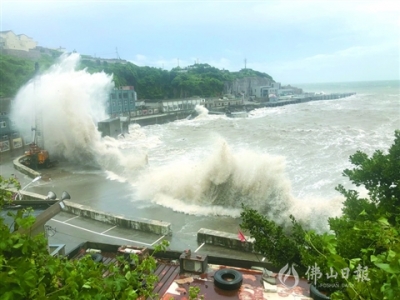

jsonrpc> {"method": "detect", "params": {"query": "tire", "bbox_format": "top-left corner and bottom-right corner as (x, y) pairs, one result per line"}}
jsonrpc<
(90, 253), (103, 263)
(214, 268), (243, 291)
(310, 284), (330, 300)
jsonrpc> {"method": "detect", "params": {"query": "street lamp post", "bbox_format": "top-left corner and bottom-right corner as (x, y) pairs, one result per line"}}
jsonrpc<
(16, 190), (71, 236)
(15, 175), (42, 200)
(43, 191), (71, 253)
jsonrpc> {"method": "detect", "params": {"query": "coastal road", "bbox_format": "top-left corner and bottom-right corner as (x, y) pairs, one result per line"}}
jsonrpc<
(1, 151), (259, 262)
(47, 211), (258, 261)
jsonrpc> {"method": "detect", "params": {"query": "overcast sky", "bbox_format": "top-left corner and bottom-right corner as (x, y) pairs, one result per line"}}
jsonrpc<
(1, 0), (399, 84)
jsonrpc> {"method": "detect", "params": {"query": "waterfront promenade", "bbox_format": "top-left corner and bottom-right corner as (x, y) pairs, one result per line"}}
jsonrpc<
(130, 92), (356, 126)
(1, 152), (259, 261)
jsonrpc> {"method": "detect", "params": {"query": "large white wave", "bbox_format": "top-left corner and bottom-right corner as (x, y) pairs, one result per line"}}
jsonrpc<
(134, 137), (343, 231)
(10, 53), (147, 173)
(9, 54), (345, 232)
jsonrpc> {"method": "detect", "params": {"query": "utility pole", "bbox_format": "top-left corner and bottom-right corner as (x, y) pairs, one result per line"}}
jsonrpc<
(33, 62), (44, 149)
(116, 47), (121, 60)
(244, 58), (247, 69)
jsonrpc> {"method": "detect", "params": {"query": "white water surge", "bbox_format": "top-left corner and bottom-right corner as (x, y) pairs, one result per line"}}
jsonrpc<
(10, 54), (148, 173)
(132, 136), (343, 230)
(10, 55), (399, 233)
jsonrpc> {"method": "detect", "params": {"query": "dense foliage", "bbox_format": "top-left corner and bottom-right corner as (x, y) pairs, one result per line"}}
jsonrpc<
(0, 52), (62, 98)
(0, 176), (169, 299)
(240, 130), (400, 299)
(0, 52), (273, 100)
(79, 60), (273, 100)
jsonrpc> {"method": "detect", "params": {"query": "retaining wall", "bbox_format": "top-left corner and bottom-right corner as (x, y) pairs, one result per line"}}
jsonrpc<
(197, 228), (255, 252)
(63, 200), (172, 236)
(13, 155), (41, 179)
(3, 188), (58, 206)
(131, 111), (191, 126)
(11, 157), (171, 235)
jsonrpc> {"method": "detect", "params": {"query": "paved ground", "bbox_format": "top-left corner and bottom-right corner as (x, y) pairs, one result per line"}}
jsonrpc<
(1, 151), (262, 262)
(47, 211), (261, 261)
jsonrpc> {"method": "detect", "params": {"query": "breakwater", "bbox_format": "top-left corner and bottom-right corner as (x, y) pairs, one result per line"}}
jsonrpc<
(130, 92), (356, 126)
(131, 111), (191, 127)
(265, 92), (356, 107)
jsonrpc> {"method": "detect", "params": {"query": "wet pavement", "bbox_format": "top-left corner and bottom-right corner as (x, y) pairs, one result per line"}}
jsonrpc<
(1, 151), (258, 261)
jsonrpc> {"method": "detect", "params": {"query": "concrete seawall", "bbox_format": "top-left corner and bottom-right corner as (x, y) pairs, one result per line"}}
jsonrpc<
(197, 228), (255, 252)
(129, 92), (356, 126)
(8, 156), (172, 236)
(3, 186), (172, 236)
(13, 155), (41, 179)
(62, 200), (171, 236)
(131, 110), (191, 126)
(12, 154), (257, 249)
(264, 92), (356, 108)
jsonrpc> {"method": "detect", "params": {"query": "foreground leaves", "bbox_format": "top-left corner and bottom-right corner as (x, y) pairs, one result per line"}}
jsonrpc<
(0, 176), (169, 299)
(241, 130), (400, 299)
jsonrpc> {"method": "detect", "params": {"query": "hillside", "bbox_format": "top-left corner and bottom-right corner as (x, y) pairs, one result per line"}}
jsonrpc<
(0, 52), (274, 100)
(0, 52), (61, 98)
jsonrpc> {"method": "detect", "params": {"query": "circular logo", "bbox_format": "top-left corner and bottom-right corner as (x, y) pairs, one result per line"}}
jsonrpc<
(278, 263), (299, 289)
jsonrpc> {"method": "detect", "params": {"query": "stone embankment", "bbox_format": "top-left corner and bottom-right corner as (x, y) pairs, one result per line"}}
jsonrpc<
(11, 156), (172, 236)
(130, 110), (191, 126)
(11, 154), (256, 250)
(259, 92), (356, 108)
(13, 155), (41, 179)
(130, 92), (356, 126)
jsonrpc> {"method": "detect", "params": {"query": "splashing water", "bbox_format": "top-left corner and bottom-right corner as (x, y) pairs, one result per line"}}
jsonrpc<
(135, 137), (343, 230)
(193, 104), (209, 119)
(9, 54), (353, 232)
(10, 53), (147, 172)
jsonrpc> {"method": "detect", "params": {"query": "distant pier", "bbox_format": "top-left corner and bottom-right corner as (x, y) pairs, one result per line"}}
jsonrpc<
(130, 92), (356, 126)
(98, 92), (356, 135)
(265, 92), (356, 107)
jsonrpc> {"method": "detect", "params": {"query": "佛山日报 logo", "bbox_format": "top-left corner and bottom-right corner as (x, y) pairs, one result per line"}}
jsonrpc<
(278, 264), (299, 289)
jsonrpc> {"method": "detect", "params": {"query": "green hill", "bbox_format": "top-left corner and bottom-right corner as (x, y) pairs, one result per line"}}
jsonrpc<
(0, 51), (62, 98)
(0, 52), (274, 100)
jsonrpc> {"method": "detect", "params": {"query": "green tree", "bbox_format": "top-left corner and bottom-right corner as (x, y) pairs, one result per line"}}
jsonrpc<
(0, 52), (62, 98)
(240, 130), (400, 299)
(1, 52), (274, 100)
(0, 175), (169, 299)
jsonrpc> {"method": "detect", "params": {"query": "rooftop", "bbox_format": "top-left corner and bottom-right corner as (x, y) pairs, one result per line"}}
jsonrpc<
(68, 241), (312, 300)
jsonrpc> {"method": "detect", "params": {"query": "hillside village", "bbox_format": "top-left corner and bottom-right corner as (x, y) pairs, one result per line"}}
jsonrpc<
(0, 30), (303, 101)
(0, 30), (393, 300)
(0, 30), (309, 152)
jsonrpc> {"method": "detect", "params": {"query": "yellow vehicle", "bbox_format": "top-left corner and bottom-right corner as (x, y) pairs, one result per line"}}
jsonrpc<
(21, 143), (52, 169)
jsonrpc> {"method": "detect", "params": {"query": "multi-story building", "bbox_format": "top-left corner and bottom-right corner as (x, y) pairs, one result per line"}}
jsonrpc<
(0, 98), (23, 153)
(159, 98), (205, 113)
(107, 86), (137, 117)
(0, 30), (37, 51)
(224, 77), (274, 98)
(254, 82), (281, 99)
(277, 85), (303, 96)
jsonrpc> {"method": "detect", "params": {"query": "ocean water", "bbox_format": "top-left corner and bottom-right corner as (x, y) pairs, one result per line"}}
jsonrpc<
(10, 54), (400, 233)
(118, 80), (399, 231)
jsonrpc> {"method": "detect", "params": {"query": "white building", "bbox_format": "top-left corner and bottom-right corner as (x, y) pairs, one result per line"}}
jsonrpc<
(254, 82), (281, 98)
(0, 30), (37, 51)
(160, 98), (205, 113)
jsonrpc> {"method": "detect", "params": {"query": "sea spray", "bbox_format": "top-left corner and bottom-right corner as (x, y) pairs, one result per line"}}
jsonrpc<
(135, 137), (342, 231)
(193, 104), (209, 119)
(10, 53), (147, 173)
